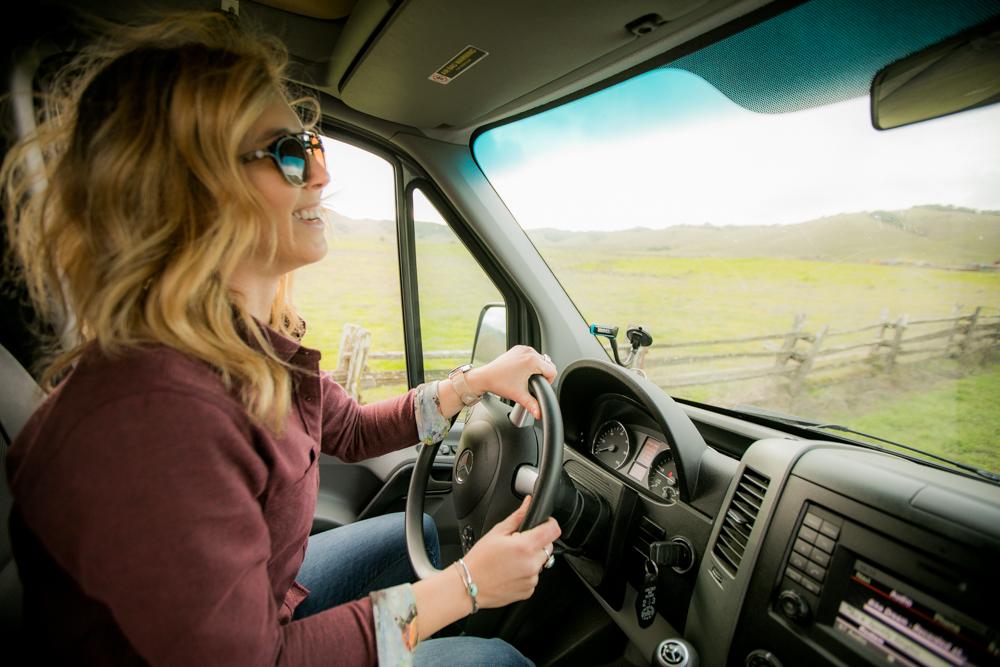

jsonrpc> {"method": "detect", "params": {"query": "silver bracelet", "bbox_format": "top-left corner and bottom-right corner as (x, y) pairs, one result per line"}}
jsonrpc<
(455, 558), (479, 614)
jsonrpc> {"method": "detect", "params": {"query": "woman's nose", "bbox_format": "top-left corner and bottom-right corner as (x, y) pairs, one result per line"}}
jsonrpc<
(307, 146), (330, 190)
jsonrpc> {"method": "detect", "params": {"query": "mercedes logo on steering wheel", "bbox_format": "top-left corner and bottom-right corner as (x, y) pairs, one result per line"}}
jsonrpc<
(455, 449), (474, 484)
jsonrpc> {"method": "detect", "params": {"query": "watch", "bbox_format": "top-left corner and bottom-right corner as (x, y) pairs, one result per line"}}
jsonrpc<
(448, 363), (482, 407)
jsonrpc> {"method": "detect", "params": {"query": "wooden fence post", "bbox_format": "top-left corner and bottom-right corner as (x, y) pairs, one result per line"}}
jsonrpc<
(335, 323), (372, 401)
(791, 325), (826, 395)
(993, 306), (1000, 352)
(775, 313), (806, 368)
(885, 315), (908, 370)
(959, 306), (981, 357)
(945, 303), (963, 354)
(868, 308), (891, 368)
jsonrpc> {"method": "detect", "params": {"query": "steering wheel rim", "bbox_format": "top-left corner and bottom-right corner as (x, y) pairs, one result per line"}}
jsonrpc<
(406, 374), (563, 580)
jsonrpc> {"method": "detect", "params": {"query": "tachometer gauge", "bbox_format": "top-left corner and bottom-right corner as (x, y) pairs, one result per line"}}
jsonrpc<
(591, 420), (630, 470)
(648, 449), (679, 503)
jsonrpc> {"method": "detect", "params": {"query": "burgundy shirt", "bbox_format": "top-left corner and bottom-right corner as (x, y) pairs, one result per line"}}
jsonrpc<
(6, 331), (418, 665)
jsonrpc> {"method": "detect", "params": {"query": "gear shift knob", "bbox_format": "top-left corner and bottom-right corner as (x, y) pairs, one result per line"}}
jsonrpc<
(652, 638), (698, 667)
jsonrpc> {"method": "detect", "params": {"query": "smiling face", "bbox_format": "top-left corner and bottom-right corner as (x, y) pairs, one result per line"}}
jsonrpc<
(237, 94), (330, 277)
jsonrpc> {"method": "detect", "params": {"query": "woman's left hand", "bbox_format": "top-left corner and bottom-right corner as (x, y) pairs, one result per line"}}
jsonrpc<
(466, 345), (557, 420)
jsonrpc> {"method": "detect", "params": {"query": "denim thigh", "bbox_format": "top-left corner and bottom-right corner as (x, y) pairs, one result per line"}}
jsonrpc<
(293, 512), (440, 619)
(414, 637), (534, 666)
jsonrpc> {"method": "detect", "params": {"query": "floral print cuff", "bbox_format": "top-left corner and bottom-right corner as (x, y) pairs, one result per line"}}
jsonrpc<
(371, 584), (419, 666)
(414, 381), (451, 445)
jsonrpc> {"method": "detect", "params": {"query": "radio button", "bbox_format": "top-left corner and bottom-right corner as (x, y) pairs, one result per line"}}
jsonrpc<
(777, 589), (811, 622)
(805, 562), (826, 582)
(798, 526), (819, 544)
(800, 577), (822, 595)
(819, 521), (840, 539)
(793, 539), (812, 558)
(814, 534), (836, 554)
(789, 552), (808, 571)
(809, 550), (830, 567)
(803, 513), (823, 530)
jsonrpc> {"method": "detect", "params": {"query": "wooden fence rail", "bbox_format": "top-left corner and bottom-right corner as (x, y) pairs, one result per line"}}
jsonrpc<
(640, 306), (997, 393)
(331, 306), (999, 400)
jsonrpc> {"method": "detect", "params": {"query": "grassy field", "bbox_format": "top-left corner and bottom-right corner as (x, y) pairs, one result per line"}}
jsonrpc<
(294, 206), (1000, 471)
(295, 218), (502, 402)
(819, 360), (1000, 475)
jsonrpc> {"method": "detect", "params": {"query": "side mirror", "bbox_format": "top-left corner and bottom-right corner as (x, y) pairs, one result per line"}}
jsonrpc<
(871, 17), (1000, 130)
(471, 303), (506, 367)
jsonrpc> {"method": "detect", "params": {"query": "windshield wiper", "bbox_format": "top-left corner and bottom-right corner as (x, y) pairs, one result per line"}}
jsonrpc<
(728, 405), (1000, 485)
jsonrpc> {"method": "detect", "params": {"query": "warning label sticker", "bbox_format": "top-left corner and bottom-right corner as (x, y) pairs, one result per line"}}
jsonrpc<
(428, 45), (489, 85)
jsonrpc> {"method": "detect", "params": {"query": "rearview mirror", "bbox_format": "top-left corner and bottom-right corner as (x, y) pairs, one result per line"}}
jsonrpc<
(871, 18), (1000, 130)
(471, 303), (506, 367)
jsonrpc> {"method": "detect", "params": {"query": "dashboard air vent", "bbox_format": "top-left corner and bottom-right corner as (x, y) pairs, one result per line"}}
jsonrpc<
(713, 467), (770, 576)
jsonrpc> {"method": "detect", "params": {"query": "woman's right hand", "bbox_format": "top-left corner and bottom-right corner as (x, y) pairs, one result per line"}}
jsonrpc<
(461, 495), (561, 609)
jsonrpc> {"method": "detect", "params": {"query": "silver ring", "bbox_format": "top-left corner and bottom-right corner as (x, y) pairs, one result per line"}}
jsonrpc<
(542, 353), (552, 364)
(540, 546), (555, 571)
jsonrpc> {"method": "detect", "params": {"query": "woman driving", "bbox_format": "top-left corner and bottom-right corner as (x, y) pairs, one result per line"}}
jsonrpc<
(2, 11), (559, 666)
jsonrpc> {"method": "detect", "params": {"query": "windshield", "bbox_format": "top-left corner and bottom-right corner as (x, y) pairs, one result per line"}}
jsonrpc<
(474, 0), (1000, 475)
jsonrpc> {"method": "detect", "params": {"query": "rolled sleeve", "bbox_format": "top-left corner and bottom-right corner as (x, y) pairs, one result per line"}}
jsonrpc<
(414, 381), (452, 445)
(370, 584), (419, 666)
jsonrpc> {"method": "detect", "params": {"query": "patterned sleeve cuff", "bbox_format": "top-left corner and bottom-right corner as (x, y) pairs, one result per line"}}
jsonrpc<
(371, 583), (419, 666)
(414, 381), (452, 445)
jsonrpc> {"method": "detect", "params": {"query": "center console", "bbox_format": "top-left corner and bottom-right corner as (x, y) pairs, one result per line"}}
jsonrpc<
(729, 471), (1000, 666)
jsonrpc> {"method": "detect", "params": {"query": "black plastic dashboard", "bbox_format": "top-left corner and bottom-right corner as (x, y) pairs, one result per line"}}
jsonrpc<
(553, 359), (1000, 667)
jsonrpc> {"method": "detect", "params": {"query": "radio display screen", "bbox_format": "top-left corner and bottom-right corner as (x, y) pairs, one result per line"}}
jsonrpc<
(832, 560), (998, 666)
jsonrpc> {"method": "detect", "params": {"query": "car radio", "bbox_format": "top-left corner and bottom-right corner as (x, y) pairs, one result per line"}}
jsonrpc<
(770, 503), (999, 666)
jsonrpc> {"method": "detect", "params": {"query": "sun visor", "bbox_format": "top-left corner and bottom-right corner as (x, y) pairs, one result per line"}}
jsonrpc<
(335, 0), (709, 129)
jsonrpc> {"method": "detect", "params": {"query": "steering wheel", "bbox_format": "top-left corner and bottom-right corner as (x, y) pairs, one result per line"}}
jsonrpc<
(406, 375), (563, 580)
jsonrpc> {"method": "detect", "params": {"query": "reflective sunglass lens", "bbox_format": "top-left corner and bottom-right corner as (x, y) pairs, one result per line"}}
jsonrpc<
(277, 138), (307, 186)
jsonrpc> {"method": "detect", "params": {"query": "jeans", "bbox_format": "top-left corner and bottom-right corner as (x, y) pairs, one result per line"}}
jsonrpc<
(293, 512), (533, 666)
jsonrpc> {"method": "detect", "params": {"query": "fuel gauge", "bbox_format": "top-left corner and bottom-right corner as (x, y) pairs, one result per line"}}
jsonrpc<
(648, 449), (679, 503)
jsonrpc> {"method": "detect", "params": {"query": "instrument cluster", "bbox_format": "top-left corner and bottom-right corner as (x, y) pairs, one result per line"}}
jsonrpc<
(590, 419), (680, 503)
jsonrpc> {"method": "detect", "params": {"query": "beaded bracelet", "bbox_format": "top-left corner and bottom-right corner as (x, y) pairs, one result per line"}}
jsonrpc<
(455, 558), (479, 614)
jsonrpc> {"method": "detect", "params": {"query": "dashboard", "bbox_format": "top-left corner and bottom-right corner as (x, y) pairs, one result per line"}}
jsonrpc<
(553, 358), (1000, 667)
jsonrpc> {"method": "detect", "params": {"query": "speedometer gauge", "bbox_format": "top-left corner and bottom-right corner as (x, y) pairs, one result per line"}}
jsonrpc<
(591, 420), (630, 470)
(648, 449), (679, 503)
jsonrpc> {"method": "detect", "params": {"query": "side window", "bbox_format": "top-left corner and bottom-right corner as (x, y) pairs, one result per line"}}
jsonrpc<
(295, 136), (407, 404)
(412, 187), (506, 395)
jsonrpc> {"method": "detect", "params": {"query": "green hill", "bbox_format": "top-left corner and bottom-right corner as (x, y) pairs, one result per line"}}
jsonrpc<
(526, 206), (1000, 266)
(327, 206), (1000, 267)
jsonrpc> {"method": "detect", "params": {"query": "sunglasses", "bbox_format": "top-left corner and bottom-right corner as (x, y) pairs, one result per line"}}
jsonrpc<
(239, 131), (326, 187)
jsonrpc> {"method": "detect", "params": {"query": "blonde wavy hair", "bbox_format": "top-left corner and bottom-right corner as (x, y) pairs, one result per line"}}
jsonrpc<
(2, 11), (317, 431)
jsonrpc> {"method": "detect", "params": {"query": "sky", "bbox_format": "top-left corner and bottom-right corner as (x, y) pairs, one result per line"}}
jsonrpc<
(472, 69), (1000, 232)
(318, 138), (442, 223)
